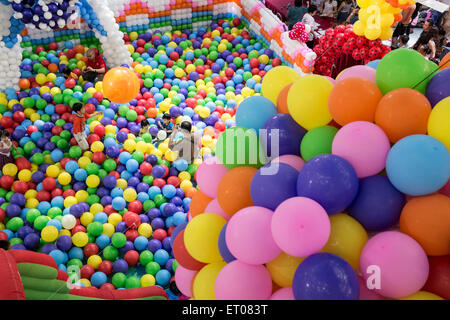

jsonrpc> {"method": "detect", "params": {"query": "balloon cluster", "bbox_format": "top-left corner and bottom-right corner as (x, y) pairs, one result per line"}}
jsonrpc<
(312, 25), (391, 77)
(9, 0), (78, 31)
(288, 22), (310, 43)
(385, 0), (416, 9)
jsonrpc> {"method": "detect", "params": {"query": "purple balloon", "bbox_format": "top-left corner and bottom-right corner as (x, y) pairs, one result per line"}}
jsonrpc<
(218, 223), (236, 263)
(297, 154), (359, 215)
(425, 68), (450, 107)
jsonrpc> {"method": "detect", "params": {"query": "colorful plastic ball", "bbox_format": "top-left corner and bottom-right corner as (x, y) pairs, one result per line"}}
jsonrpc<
(111, 232), (127, 248)
(103, 67), (140, 104)
(386, 135), (450, 196)
(90, 272), (107, 288)
(72, 232), (89, 247)
(61, 214), (77, 229)
(112, 272), (127, 289)
(125, 276), (141, 289)
(41, 225), (59, 242)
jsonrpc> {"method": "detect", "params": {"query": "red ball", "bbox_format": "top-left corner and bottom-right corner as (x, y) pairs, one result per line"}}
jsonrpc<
(225, 68), (234, 78)
(104, 205), (116, 215)
(42, 177), (56, 191)
(48, 42), (58, 51)
(63, 189), (76, 198)
(0, 177), (13, 191)
(128, 200), (143, 214)
(214, 121), (226, 132)
(13, 181), (28, 194)
(51, 188), (63, 198)
(15, 157), (31, 170)
(170, 51), (179, 61)
(153, 178), (166, 188)
(83, 243), (99, 257)
(72, 225), (86, 235)
(64, 78), (76, 89)
(0, 210), (5, 223)
(65, 49), (76, 59)
(35, 46), (45, 54)
(124, 250), (139, 266)
(60, 158), (71, 169)
(137, 39), (146, 48)
(93, 151), (106, 164)
(167, 176), (180, 188)
(51, 126), (63, 136)
(36, 190), (51, 202)
(41, 60), (50, 68)
(168, 226), (176, 236)
(100, 283), (115, 290)
(152, 229), (167, 241)
(98, 261), (113, 276)
(94, 125), (105, 137)
(87, 134), (100, 145)
(80, 265), (95, 279)
(84, 103), (95, 114)
(72, 68), (82, 77)
(26, 125), (38, 135)
(13, 111), (25, 123)
(124, 212), (141, 229)
(125, 229), (139, 242)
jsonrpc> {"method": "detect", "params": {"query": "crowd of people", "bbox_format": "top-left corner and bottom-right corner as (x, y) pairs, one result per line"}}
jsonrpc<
(284, 0), (450, 63)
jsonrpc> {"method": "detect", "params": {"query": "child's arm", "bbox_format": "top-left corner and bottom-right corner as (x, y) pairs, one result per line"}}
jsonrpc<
(87, 111), (103, 118)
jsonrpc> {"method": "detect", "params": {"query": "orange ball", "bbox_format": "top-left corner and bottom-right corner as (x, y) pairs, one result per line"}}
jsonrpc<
(276, 83), (292, 114)
(74, 45), (85, 54)
(328, 77), (382, 126)
(375, 88), (431, 143)
(203, 126), (215, 137)
(185, 187), (198, 199)
(400, 194), (450, 256)
(439, 52), (450, 70)
(190, 190), (213, 218)
(19, 78), (30, 90)
(48, 63), (58, 73)
(217, 166), (257, 216)
(147, 108), (158, 118)
(103, 67), (140, 104)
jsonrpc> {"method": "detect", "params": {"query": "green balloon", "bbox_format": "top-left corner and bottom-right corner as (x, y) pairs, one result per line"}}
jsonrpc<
(87, 221), (103, 236)
(216, 126), (267, 170)
(112, 272), (127, 289)
(111, 233), (127, 248)
(139, 250), (154, 266)
(300, 126), (338, 161)
(6, 217), (24, 232)
(103, 245), (119, 261)
(125, 276), (141, 289)
(375, 48), (432, 95)
(145, 261), (160, 276)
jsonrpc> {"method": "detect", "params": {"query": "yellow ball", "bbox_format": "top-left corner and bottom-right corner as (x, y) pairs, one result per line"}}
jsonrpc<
(199, 107), (211, 119)
(158, 142), (169, 153)
(178, 171), (191, 181)
(428, 97), (450, 150)
(78, 156), (91, 169)
(83, 151), (93, 160)
(134, 64), (145, 74)
(79, 278), (91, 287)
(108, 213), (122, 226)
(59, 229), (71, 237)
(102, 223), (115, 237)
(165, 150), (177, 162)
(186, 64), (196, 74)
(141, 274), (156, 287)
(94, 81), (103, 92)
(91, 141), (104, 153)
(136, 141), (147, 153)
(89, 120), (101, 132)
(124, 139), (136, 153)
(75, 190), (89, 203)
(3, 163), (18, 176)
(266, 252), (304, 287)
(258, 54), (269, 65)
(44, 154), (54, 165)
(36, 73), (47, 85)
(86, 87), (97, 95)
(184, 213), (226, 263)
(64, 196), (78, 208)
(18, 169), (32, 182)
(241, 87), (253, 97)
(211, 30), (220, 38)
(72, 232), (89, 247)
(80, 212), (94, 226)
(58, 172), (72, 185)
(25, 190), (37, 199)
(151, 149), (163, 157)
(218, 43), (227, 52)
(41, 226), (59, 242)
(398, 291), (444, 300)
(138, 223), (153, 238)
(192, 261), (227, 300)
(87, 255), (102, 269)
(116, 178), (128, 189)
(174, 68), (185, 78)
(50, 87), (61, 96)
(30, 113), (40, 122)
(26, 198), (39, 209)
(127, 44), (135, 54)
(105, 125), (116, 135)
(123, 188), (137, 202)
(180, 180), (193, 191)
(90, 204), (104, 214)
(40, 86), (51, 95)
(86, 175), (100, 188)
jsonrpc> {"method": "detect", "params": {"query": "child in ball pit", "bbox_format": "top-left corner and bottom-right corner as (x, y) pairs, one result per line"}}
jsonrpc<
(139, 119), (150, 137)
(72, 103), (103, 151)
(62, 66), (79, 81)
(0, 130), (17, 167)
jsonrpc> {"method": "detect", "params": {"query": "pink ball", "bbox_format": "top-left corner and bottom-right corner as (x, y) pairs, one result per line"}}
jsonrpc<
(196, 156), (228, 198)
(271, 155), (305, 172)
(175, 265), (197, 298)
(271, 197), (330, 257)
(215, 260), (272, 300)
(226, 206), (281, 265)
(357, 276), (383, 300)
(204, 198), (230, 221)
(337, 65), (376, 83)
(360, 231), (429, 299)
(270, 287), (295, 300)
(332, 121), (390, 178)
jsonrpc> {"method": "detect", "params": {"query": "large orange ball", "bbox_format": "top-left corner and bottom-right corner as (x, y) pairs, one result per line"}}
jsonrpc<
(217, 166), (257, 216)
(19, 78), (30, 90)
(103, 67), (140, 104)
(400, 194), (450, 256)
(375, 88), (431, 143)
(48, 63), (58, 73)
(328, 77), (382, 126)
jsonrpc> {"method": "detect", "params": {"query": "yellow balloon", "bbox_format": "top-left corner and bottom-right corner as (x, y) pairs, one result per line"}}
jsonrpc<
(379, 27), (393, 41)
(352, 20), (365, 36)
(428, 97), (450, 150)
(3, 163), (18, 176)
(72, 232), (89, 247)
(320, 213), (368, 270)
(192, 261), (226, 300)
(287, 75), (333, 130)
(41, 226), (59, 242)
(87, 255), (102, 269)
(58, 172), (72, 185)
(180, 180), (193, 191)
(261, 66), (301, 105)
(184, 213), (226, 263)
(266, 252), (304, 287)
(123, 188), (137, 202)
(141, 274), (156, 287)
(86, 175), (100, 188)
(398, 291), (444, 300)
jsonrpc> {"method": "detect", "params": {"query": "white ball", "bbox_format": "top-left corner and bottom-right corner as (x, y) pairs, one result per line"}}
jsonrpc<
(62, 214), (77, 229)
(157, 130), (167, 141)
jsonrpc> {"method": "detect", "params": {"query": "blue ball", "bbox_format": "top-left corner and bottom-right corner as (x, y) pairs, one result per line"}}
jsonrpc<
(110, 187), (124, 198)
(91, 272), (107, 288)
(74, 168), (87, 182)
(69, 247), (84, 260)
(235, 96), (277, 131)
(386, 135), (450, 196)
(172, 211), (187, 226)
(154, 249), (169, 266)
(134, 236), (149, 251)
(162, 185), (176, 199)
(95, 234), (110, 249)
(94, 212), (108, 224)
(65, 160), (79, 174)
(47, 219), (62, 231)
(155, 269), (171, 286)
(49, 249), (65, 266)
(112, 197), (126, 211)
(126, 159), (139, 173)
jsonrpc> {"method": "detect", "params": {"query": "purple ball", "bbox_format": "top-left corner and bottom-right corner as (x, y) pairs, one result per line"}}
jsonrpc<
(164, 258), (175, 271)
(106, 145), (119, 158)
(102, 175), (117, 189)
(170, 196), (183, 207)
(148, 208), (161, 219)
(127, 177), (140, 187)
(32, 171), (45, 183)
(39, 163), (50, 173)
(24, 233), (41, 250)
(152, 165), (165, 179)
(17, 226), (34, 240)
(6, 204), (21, 218)
(116, 165), (125, 174)
(113, 259), (129, 274)
(163, 203), (176, 217)
(116, 221), (127, 233)
(101, 196), (112, 206)
(44, 141), (56, 151)
(149, 126), (159, 136)
(136, 182), (149, 193)
(13, 128), (26, 141)
(147, 239), (162, 253)
(139, 214), (149, 224)
(56, 235), (72, 251)
(168, 167), (179, 177)
(151, 217), (165, 230)
(116, 118), (128, 129)
(175, 188), (185, 198)
(109, 103), (119, 112)
(97, 187), (109, 198)
(146, 155), (158, 165)
(63, 123), (73, 131)
(119, 240), (134, 255)
(10, 193), (26, 207)
(73, 182), (87, 192)
(11, 244), (27, 250)
(162, 237), (172, 251)
(116, 131), (128, 142)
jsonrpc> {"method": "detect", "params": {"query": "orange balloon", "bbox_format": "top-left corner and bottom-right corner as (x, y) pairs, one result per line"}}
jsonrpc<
(375, 88), (431, 143)
(439, 52), (450, 70)
(217, 166), (257, 216)
(102, 67), (140, 104)
(19, 78), (30, 90)
(185, 187), (198, 199)
(190, 190), (213, 218)
(48, 63), (58, 73)
(328, 77), (382, 126)
(276, 83), (292, 114)
(400, 194), (450, 256)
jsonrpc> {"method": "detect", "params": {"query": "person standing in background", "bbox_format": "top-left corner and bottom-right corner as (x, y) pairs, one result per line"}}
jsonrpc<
(302, 5), (320, 48)
(286, 0), (308, 29)
(337, 0), (354, 24)
(391, 3), (416, 47)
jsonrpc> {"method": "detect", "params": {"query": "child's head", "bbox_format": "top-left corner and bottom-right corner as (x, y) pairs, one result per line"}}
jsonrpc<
(72, 102), (84, 114)
(1, 130), (10, 141)
(86, 48), (99, 61)
(162, 113), (171, 124)
(141, 119), (149, 129)
(400, 34), (409, 45)
(308, 4), (317, 14)
(180, 121), (192, 132)
(63, 67), (71, 78)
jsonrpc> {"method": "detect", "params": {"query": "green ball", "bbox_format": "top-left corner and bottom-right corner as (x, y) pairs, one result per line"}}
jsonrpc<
(33, 216), (49, 230)
(144, 78), (153, 88)
(142, 133), (152, 142)
(103, 159), (117, 172)
(9, 237), (24, 246)
(125, 276), (141, 289)
(111, 233), (127, 248)
(86, 163), (99, 175)
(126, 110), (138, 121)
(60, 130), (72, 141)
(69, 146), (82, 158)
(98, 169), (108, 179)
(112, 272), (127, 289)
(67, 258), (83, 269)
(139, 250), (154, 266)
(6, 217), (24, 232)
(6, 191), (13, 202)
(56, 139), (69, 150)
(26, 208), (41, 223)
(86, 187), (97, 195)
(300, 125), (338, 162)
(87, 221), (103, 236)
(143, 199), (156, 211)
(142, 175), (154, 185)
(0, 188), (7, 198)
(87, 194), (100, 205)
(47, 207), (62, 219)
(23, 141), (37, 154)
(23, 97), (35, 108)
(32, 153), (45, 165)
(233, 57), (243, 67)
(132, 151), (145, 163)
(36, 99), (47, 110)
(154, 194), (167, 207)
(1, 202), (8, 211)
(103, 245), (119, 261)
(118, 105), (129, 116)
(145, 261), (160, 276)
(53, 93), (63, 104)
(55, 119), (66, 127)
(186, 164), (198, 177)
(216, 126), (267, 170)
(172, 260), (179, 272)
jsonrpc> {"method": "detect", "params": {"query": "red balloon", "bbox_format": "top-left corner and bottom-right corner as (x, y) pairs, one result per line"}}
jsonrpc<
(124, 250), (139, 266)
(172, 230), (206, 271)
(83, 243), (99, 257)
(98, 261), (113, 276)
(80, 265), (95, 279)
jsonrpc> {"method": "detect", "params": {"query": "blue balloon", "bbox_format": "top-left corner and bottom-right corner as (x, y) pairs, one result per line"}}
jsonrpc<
(348, 175), (406, 231)
(235, 96), (277, 131)
(366, 59), (380, 69)
(297, 154), (359, 215)
(218, 223), (236, 263)
(293, 253), (359, 300)
(386, 135), (450, 196)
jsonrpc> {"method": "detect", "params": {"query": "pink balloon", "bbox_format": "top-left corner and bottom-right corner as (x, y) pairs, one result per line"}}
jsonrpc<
(438, 178), (450, 197)
(270, 287), (295, 300)
(324, 76), (337, 85)
(271, 197), (330, 257)
(215, 260), (272, 300)
(357, 276), (383, 300)
(226, 206), (281, 264)
(360, 231), (429, 299)
(204, 198), (230, 221)
(337, 65), (376, 83)
(271, 155), (305, 172)
(175, 265), (197, 298)
(196, 156), (228, 198)
(332, 121), (390, 178)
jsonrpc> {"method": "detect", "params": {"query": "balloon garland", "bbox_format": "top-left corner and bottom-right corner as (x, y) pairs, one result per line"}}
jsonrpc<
(289, 22), (311, 43)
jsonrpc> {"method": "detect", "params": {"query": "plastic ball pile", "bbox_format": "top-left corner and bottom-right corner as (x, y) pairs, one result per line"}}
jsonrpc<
(173, 50), (450, 300)
(0, 18), (285, 295)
